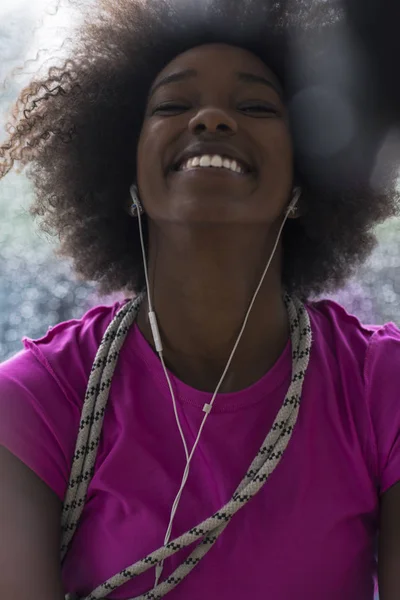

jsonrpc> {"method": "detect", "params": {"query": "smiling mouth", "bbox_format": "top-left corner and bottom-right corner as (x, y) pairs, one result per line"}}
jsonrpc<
(170, 154), (253, 177)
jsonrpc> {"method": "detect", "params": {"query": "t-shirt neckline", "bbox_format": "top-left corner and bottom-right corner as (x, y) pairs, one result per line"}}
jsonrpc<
(128, 319), (293, 413)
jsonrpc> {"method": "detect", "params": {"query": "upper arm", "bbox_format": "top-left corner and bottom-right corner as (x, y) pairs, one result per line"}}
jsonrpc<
(365, 324), (400, 597)
(378, 480), (400, 600)
(0, 445), (65, 599)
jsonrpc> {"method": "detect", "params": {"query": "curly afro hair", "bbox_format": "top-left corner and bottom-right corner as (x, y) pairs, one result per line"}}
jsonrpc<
(1, 0), (400, 302)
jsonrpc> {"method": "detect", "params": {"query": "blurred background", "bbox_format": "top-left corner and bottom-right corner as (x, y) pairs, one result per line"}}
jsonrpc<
(0, 0), (399, 368)
(0, 0), (127, 362)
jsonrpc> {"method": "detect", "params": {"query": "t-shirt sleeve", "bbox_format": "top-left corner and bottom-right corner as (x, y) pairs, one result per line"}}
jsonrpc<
(365, 321), (400, 495)
(0, 300), (128, 502)
(0, 346), (81, 501)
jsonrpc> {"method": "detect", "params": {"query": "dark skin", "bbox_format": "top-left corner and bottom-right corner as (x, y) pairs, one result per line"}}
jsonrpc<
(1, 42), (399, 600)
(379, 484), (400, 599)
(135, 43), (303, 393)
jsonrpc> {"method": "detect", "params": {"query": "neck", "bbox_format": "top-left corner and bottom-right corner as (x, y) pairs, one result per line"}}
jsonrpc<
(136, 223), (290, 393)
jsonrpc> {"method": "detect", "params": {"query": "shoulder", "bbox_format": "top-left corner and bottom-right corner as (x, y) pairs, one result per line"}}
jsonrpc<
(20, 297), (132, 372)
(18, 298), (132, 391)
(305, 296), (388, 339)
(305, 295), (400, 408)
(305, 296), (398, 366)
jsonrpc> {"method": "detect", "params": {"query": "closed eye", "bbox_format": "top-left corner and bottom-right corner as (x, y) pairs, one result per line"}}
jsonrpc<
(152, 103), (189, 115)
(239, 104), (280, 116)
(151, 103), (281, 117)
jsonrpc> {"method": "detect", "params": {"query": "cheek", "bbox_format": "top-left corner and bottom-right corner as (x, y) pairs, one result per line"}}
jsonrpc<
(136, 121), (176, 218)
(137, 124), (153, 173)
(136, 122), (165, 189)
(261, 126), (293, 181)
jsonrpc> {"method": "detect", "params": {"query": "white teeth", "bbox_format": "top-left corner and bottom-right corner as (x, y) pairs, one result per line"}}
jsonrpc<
(179, 154), (245, 173)
(211, 155), (223, 168)
(199, 156), (211, 167)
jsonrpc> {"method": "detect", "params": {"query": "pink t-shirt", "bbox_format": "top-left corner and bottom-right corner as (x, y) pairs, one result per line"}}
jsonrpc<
(0, 296), (399, 599)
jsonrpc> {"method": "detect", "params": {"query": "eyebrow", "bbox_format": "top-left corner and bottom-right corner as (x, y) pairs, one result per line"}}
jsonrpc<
(236, 72), (283, 99)
(149, 69), (283, 99)
(149, 69), (198, 96)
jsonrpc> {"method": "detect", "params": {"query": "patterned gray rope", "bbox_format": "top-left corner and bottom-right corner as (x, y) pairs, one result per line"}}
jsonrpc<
(63, 292), (312, 600)
(61, 290), (146, 560)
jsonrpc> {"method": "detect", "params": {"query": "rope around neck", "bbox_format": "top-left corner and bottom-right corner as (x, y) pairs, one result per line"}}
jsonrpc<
(62, 291), (312, 600)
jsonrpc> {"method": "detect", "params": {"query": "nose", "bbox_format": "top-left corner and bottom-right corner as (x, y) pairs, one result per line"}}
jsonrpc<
(189, 106), (238, 136)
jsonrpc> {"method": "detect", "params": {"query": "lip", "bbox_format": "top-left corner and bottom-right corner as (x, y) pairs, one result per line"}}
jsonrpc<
(170, 166), (249, 179)
(170, 142), (255, 174)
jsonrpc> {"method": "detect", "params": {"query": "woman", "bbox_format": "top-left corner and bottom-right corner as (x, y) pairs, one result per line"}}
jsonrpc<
(0, 0), (400, 598)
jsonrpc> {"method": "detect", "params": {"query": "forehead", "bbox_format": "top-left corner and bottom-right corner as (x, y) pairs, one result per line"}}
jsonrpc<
(153, 43), (281, 90)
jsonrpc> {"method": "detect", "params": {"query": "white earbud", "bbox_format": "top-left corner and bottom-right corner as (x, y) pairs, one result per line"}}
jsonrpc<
(287, 186), (302, 216)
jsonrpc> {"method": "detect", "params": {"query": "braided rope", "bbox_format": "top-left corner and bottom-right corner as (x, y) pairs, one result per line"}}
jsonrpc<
(63, 292), (312, 600)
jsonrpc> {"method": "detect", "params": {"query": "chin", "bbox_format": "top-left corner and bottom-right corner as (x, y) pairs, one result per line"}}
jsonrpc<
(163, 193), (248, 224)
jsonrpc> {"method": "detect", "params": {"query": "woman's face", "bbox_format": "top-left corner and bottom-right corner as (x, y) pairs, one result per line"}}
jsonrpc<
(137, 43), (294, 225)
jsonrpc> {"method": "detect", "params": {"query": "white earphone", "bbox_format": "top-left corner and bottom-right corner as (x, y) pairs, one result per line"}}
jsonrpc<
(287, 186), (301, 216)
(129, 183), (301, 587)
